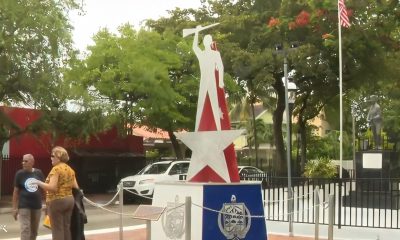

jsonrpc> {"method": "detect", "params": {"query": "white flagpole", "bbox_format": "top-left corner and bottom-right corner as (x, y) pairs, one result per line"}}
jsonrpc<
(338, 1), (343, 179)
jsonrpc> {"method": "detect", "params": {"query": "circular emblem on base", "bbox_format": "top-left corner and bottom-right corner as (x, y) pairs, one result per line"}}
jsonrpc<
(162, 195), (185, 239)
(218, 195), (251, 240)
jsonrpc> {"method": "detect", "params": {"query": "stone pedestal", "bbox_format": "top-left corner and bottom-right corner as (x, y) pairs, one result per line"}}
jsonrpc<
(151, 181), (267, 240)
(355, 150), (399, 191)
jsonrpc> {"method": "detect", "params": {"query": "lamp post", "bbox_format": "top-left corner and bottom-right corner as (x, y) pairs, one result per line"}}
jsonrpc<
(351, 105), (356, 178)
(276, 43), (298, 236)
(288, 81), (297, 175)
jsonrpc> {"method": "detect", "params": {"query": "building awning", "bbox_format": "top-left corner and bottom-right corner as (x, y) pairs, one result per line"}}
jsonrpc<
(131, 126), (170, 140)
(71, 149), (144, 159)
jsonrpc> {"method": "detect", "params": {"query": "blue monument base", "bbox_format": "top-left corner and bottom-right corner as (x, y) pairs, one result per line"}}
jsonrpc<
(151, 181), (267, 240)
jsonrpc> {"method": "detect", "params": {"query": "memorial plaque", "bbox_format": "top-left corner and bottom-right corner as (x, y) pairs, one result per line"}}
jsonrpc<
(362, 153), (382, 169)
(133, 205), (165, 221)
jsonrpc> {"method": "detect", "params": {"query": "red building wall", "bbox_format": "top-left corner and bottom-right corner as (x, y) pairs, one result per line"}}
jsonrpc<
(1, 106), (144, 194)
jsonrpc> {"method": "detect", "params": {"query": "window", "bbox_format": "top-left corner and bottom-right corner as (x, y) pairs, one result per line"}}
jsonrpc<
(169, 163), (190, 175)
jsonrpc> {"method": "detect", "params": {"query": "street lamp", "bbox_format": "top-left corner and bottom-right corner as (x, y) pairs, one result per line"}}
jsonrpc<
(276, 43), (298, 236)
(286, 80), (297, 173)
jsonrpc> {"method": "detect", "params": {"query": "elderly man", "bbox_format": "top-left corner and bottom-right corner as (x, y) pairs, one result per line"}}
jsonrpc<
(12, 154), (45, 240)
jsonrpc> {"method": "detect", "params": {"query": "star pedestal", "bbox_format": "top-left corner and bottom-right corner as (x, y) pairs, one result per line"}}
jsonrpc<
(151, 181), (267, 240)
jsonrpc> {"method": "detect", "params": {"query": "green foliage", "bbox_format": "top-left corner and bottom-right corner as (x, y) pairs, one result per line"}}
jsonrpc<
(145, 149), (160, 160)
(68, 26), (193, 131)
(0, 0), (81, 142)
(303, 157), (337, 178)
(308, 130), (352, 160)
(148, 0), (399, 173)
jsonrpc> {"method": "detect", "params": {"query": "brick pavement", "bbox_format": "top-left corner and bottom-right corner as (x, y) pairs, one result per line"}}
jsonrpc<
(85, 228), (317, 240)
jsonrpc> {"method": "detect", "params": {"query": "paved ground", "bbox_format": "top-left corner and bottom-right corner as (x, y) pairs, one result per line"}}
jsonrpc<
(83, 229), (316, 240)
(83, 228), (316, 240)
(0, 194), (317, 240)
(20, 228), (317, 240)
(3, 194), (399, 240)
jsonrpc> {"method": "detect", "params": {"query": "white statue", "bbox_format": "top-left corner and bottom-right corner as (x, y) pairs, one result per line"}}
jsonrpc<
(184, 24), (223, 131)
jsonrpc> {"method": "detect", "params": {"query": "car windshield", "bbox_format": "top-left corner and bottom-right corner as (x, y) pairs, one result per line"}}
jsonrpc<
(141, 162), (171, 174)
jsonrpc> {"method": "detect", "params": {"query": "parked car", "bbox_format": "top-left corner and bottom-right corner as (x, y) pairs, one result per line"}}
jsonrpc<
(238, 166), (265, 180)
(119, 160), (189, 202)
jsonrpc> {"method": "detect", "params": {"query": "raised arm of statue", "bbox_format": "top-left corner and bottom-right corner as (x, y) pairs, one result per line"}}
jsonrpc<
(216, 51), (224, 88)
(192, 26), (202, 57)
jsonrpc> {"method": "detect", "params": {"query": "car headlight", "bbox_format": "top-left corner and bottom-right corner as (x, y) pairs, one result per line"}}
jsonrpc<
(139, 179), (154, 185)
(122, 181), (135, 187)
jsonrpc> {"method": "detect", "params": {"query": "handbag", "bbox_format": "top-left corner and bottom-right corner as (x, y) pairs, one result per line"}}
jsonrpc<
(43, 214), (51, 229)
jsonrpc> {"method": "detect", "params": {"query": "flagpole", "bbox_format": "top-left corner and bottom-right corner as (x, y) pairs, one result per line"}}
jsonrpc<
(338, 0), (343, 179)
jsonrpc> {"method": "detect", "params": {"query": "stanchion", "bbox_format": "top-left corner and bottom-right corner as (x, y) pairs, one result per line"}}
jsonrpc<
(119, 182), (124, 240)
(185, 196), (191, 240)
(314, 187), (320, 240)
(146, 220), (151, 240)
(288, 188), (294, 237)
(328, 194), (335, 240)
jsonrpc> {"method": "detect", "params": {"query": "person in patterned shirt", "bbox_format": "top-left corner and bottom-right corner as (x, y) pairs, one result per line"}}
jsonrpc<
(35, 146), (79, 240)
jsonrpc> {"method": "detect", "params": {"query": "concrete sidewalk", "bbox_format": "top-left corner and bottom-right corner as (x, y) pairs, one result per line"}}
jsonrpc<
(2, 194), (399, 240)
(30, 225), (315, 240)
(23, 220), (399, 240)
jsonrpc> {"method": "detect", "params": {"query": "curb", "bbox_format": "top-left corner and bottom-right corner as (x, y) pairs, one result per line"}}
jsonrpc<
(0, 207), (12, 214)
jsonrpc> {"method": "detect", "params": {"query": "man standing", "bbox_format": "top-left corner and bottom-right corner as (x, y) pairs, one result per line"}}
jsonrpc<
(367, 95), (383, 149)
(12, 154), (45, 240)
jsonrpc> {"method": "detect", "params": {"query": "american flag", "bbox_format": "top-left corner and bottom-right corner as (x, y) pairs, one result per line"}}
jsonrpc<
(339, 0), (351, 28)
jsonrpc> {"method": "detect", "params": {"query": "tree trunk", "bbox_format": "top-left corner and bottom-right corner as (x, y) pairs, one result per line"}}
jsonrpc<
(250, 98), (259, 168)
(0, 140), (6, 199)
(168, 130), (183, 159)
(298, 117), (307, 174)
(273, 77), (287, 175)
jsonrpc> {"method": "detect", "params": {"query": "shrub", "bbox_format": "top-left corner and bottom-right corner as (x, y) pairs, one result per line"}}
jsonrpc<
(303, 157), (337, 178)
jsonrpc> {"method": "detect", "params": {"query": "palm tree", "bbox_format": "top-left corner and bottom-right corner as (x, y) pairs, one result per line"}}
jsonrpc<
(239, 118), (268, 168)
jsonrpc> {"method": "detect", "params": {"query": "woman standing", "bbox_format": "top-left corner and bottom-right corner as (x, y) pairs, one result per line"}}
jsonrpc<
(36, 146), (79, 240)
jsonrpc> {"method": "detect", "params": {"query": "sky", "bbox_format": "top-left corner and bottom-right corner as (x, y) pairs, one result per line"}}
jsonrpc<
(69, 0), (202, 52)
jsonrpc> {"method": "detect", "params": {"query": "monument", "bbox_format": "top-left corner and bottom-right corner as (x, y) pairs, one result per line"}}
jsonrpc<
(150, 24), (267, 239)
(366, 95), (382, 149)
(355, 95), (398, 191)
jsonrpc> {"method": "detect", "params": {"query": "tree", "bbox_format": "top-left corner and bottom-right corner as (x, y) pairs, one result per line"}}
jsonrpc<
(69, 26), (196, 159)
(0, 0), (82, 197)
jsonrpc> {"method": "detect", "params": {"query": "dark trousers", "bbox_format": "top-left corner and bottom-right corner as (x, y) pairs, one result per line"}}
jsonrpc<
(48, 196), (74, 240)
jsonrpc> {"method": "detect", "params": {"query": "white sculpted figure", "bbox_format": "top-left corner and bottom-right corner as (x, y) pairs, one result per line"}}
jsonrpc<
(192, 26), (224, 131)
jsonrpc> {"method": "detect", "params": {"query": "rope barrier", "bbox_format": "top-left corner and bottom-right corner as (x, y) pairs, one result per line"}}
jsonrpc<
(265, 201), (330, 219)
(124, 188), (153, 200)
(192, 200), (330, 220)
(83, 188), (121, 207)
(83, 196), (136, 216)
(263, 190), (314, 205)
(81, 185), (331, 221)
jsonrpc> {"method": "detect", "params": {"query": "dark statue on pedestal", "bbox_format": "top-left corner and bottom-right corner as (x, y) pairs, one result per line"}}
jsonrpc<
(366, 95), (382, 149)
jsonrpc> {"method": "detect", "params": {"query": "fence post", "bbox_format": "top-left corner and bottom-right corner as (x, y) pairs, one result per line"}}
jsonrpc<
(288, 187), (294, 237)
(314, 187), (320, 240)
(119, 182), (124, 240)
(146, 220), (151, 240)
(338, 179), (342, 229)
(328, 194), (335, 240)
(185, 196), (191, 240)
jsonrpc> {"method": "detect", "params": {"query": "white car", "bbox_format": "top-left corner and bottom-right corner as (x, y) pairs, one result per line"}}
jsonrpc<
(238, 166), (265, 179)
(120, 160), (189, 201)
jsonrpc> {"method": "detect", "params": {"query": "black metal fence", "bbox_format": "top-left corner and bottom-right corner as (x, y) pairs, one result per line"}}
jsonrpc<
(241, 174), (400, 229)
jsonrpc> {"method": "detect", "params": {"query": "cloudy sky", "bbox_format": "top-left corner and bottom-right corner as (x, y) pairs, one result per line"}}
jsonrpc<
(70, 0), (202, 51)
